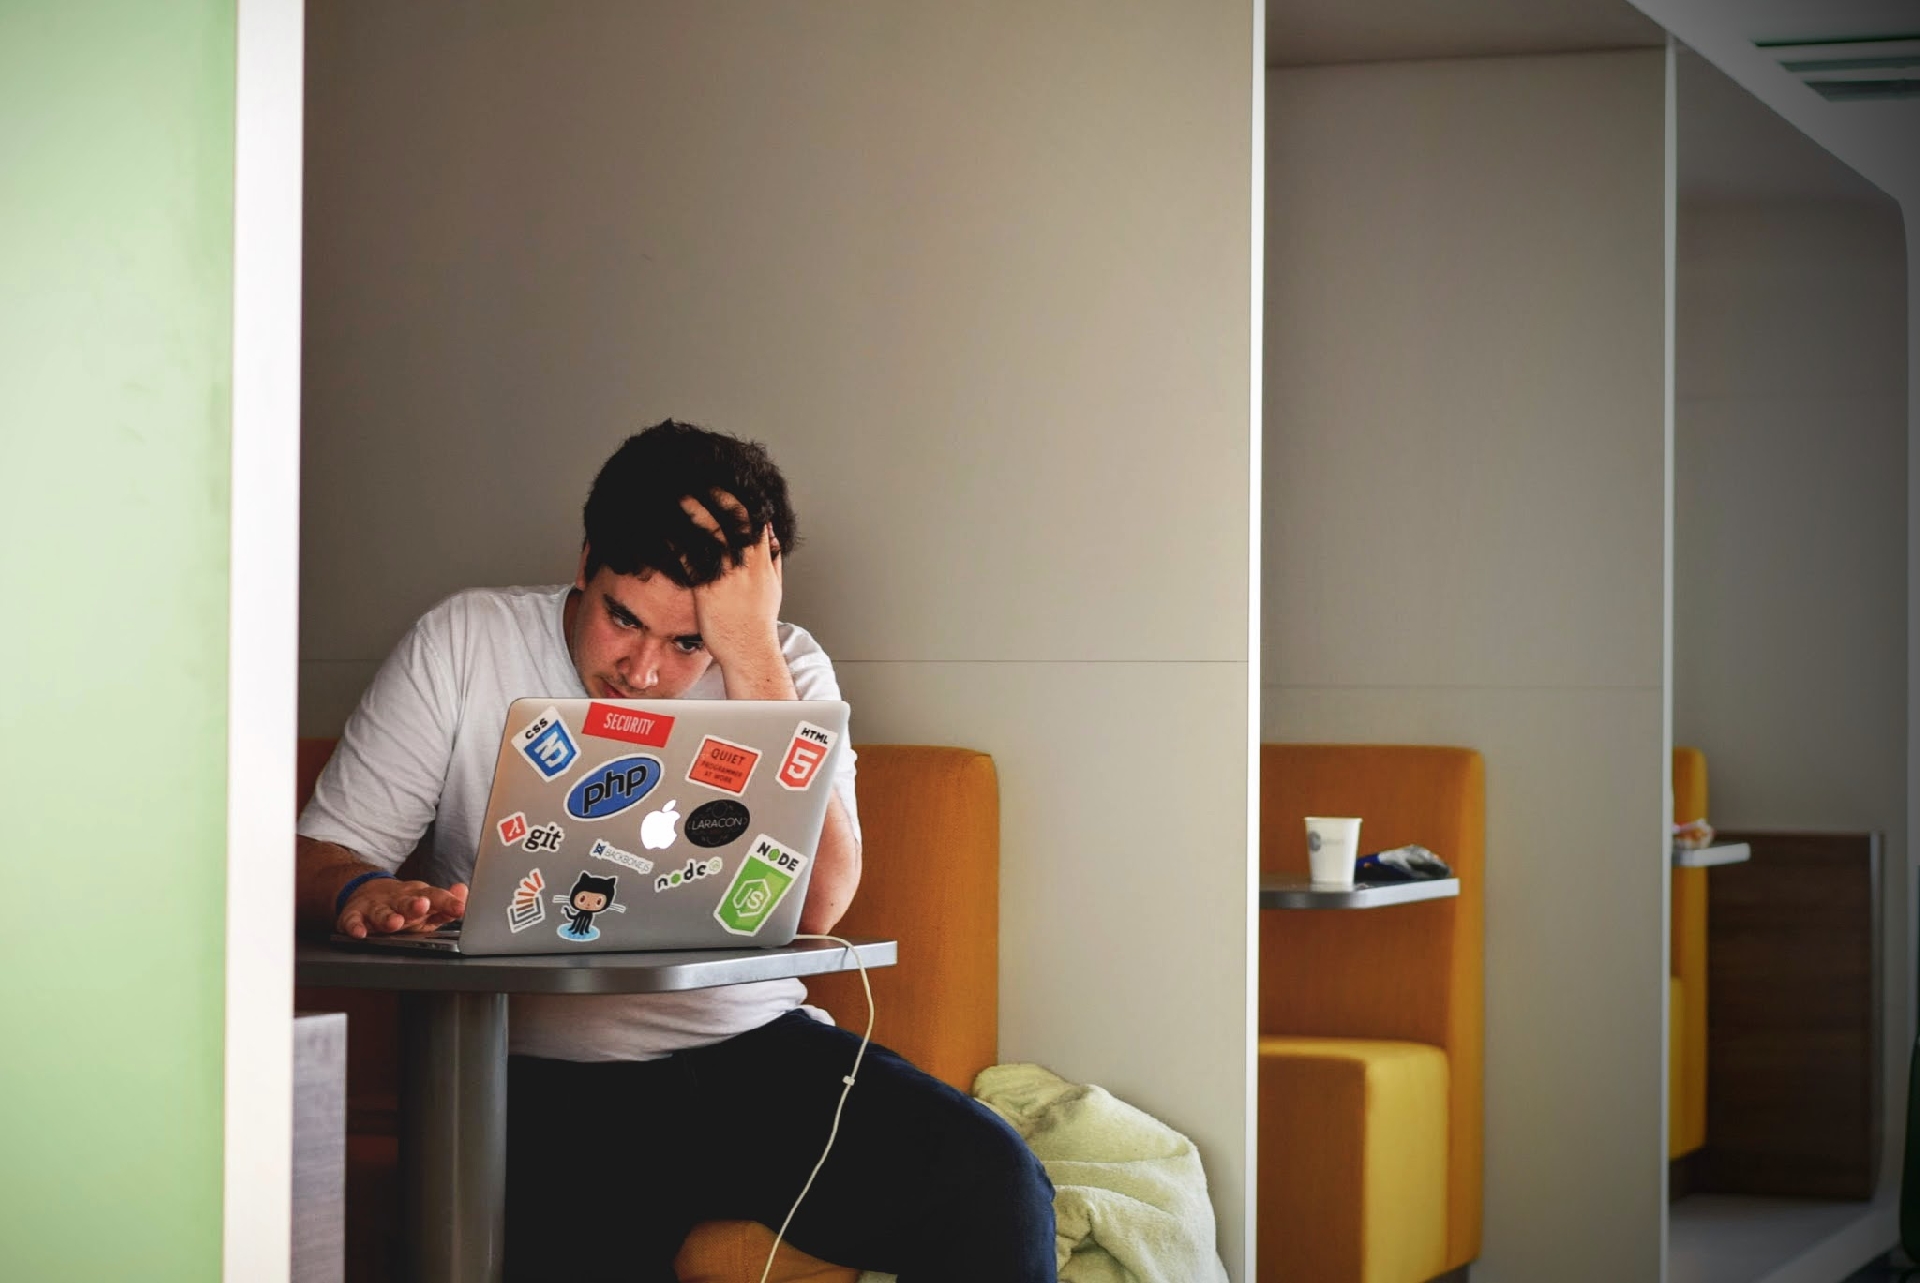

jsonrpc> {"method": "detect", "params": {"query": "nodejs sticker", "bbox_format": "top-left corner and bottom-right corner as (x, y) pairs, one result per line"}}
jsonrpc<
(582, 701), (675, 748)
(567, 754), (663, 820)
(684, 799), (750, 849)
(552, 870), (625, 942)
(507, 868), (546, 933)
(776, 721), (838, 792)
(713, 834), (810, 937)
(654, 855), (725, 893)
(514, 705), (579, 780)
(588, 836), (654, 876)
(686, 735), (760, 795)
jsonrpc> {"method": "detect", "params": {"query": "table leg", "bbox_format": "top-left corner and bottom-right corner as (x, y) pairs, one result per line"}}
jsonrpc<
(400, 992), (509, 1283)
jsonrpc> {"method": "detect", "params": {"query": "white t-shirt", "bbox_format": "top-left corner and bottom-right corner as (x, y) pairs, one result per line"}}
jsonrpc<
(298, 584), (860, 1061)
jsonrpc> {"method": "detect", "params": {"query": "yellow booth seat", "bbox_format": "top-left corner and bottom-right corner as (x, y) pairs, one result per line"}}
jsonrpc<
(1260, 745), (1485, 1283)
(296, 740), (1001, 1283)
(1669, 746), (1709, 1160)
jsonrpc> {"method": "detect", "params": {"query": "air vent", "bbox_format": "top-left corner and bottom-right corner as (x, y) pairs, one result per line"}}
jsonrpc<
(1758, 35), (1920, 102)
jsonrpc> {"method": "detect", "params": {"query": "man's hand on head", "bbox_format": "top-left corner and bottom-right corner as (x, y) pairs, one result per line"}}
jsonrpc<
(679, 490), (796, 699)
(336, 877), (470, 939)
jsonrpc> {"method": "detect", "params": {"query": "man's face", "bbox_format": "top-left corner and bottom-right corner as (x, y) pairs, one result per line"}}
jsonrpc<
(567, 557), (714, 700)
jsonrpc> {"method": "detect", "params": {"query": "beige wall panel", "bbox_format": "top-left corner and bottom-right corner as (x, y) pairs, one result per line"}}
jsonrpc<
(1264, 683), (1666, 1283)
(1264, 53), (1667, 693)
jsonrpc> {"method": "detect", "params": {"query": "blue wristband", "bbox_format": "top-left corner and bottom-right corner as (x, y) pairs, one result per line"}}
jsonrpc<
(335, 869), (396, 917)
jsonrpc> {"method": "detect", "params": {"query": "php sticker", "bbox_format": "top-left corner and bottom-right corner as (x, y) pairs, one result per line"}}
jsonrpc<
(776, 721), (837, 792)
(685, 799), (750, 849)
(507, 868), (546, 933)
(514, 705), (579, 780)
(654, 855), (725, 893)
(497, 812), (530, 846)
(686, 736), (761, 795)
(713, 834), (810, 936)
(588, 836), (654, 876)
(582, 701), (675, 748)
(552, 870), (625, 942)
(566, 755), (664, 820)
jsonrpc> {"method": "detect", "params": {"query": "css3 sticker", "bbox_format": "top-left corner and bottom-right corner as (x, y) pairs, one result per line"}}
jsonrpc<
(515, 705), (579, 780)
(507, 868), (545, 933)
(713, 834), (810, 936)
(567, 755), (663, 820)
(776, 721), (837, 791)
(552, 870), (625, 942)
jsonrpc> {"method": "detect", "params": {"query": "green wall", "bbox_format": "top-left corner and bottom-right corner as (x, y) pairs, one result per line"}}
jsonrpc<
(0, 2), (236, 1278)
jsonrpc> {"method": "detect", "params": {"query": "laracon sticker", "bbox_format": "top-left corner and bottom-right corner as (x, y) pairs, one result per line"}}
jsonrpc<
(654, 855), (725, 893)
(566, 755), (664, 820)
(552, 870), (625, 943)
(776, 721), (838, 792)
(523, 821), (565, 853)
(497, 812), (530, 846)
(588, 836), (653, 876)
(685, 799), (750, 849)
(507, 868), (546, 933)
(713, 834), (810, 937)
(686, 736), (761, 795)
(582, 702), (675, 748)
(514, 705), (580, 780)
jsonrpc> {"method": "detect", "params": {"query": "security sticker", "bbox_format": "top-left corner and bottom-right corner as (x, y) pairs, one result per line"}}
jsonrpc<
(654, 855), (725, 893)
(507, 868), (546, 933)
(588, 836), (654, 876)
(776, 721), (838, 792)
(497, 812), (531, 846)
(514, 705), (580, 780)
(552, 870), (625, 942)
(566, 755), (664, 820)
(687, 736), (761, 795)
(523, 821), (564, 853)
(713, 834), (810, 937)
(685, 799), (751, 849)
(582, 702), (675, 748)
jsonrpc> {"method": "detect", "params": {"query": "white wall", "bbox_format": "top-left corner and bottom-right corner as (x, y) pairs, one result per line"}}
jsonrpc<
(1263, 50), (1671, 1282)
(1673, 196), (1909, 1186)
(300, 0), (1259, 1271)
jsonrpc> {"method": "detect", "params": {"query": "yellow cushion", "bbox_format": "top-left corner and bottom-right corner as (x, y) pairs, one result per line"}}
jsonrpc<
(1259, 1037), (1448, 1283)
(675, 1222), (857, 1283)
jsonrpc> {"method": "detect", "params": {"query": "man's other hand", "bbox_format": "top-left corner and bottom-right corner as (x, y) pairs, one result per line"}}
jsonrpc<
(681, 489), (783, 672)
(337, 878), (469, 939)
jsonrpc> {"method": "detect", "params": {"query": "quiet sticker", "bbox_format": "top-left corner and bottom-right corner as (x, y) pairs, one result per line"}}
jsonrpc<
(582, 702), (675, 748)
(514, 705), (579, 780)
(686, 736), (761, 796)
(713, 834), (810, 937)
(776, 721), (837, 792)
(507, 868), (546, 933)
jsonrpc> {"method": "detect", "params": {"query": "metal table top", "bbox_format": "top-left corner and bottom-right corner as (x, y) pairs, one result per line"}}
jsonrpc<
(1259, 875), (1461, 910)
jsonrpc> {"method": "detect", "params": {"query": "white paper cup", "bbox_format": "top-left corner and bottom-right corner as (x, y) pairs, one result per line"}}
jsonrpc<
(1306, 817), (1363, 888)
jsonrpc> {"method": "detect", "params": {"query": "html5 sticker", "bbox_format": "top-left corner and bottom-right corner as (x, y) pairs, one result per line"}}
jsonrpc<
(686, 735), (761, 796)
(581, 701), (675, 749)
(776, 721), (838, 792)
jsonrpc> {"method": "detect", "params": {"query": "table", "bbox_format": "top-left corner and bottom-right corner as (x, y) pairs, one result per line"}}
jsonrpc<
(1672, 841), (1752, 868)
(1259, 874), (1460, 909)
(295, 937), (897, 1283)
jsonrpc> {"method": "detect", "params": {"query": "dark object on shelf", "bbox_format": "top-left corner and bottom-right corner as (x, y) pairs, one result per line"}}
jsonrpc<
(1352, 844), (1454, 883)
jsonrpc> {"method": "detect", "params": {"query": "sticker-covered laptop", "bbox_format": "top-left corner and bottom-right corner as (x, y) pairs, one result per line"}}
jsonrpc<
(334, 698), (849, 954)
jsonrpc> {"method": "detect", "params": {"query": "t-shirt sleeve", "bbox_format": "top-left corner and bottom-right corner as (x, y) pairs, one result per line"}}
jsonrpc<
(782, 628), (862, 851)
(297, 608), (462, 872)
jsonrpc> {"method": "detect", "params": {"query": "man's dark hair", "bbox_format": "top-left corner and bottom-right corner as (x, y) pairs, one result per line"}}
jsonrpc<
(582, 419), (799, 587)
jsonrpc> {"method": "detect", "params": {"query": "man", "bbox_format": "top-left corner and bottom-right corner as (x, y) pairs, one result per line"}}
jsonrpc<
(295, 421), (1055, 1281)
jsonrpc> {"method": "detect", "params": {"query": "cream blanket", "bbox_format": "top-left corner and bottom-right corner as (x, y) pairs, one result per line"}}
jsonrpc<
(859, 1063), (1230, 1283)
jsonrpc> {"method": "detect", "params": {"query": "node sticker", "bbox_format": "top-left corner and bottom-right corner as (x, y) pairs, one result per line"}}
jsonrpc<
(514, 705), (579, 780)
(654, 855), (725, 893)
(588, 836), (654, 876)
(776, 721), (837, 792)
(713, 834), (810, 937)
(685, 799), (751, 849)
(507, 868), (546, 933)
(566, 754), (664, 820)
(686, 736), (761, 796)
(497, 812), (530, 846)
(582, 702), (675, 748)
(552, 870), (625, 943)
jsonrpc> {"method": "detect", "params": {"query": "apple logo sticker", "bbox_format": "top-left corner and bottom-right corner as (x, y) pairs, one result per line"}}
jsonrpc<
(640, 799), (681, 851)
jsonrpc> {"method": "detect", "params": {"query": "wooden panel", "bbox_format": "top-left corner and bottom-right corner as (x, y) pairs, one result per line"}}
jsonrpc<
(293, 1013), (347, 1283)
(1697, 831), (1881, 1199)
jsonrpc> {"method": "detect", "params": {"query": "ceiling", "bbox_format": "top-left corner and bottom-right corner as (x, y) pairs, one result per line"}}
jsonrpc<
(1266, 0), (1667, 67)
(1678, 45), (1891, 202)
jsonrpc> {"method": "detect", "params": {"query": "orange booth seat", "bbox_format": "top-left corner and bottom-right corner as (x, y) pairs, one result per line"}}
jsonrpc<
(1259, 745), (1485, 1283)
(296, 739), (1000, 1283)
(1669, 746), (1709, 1161)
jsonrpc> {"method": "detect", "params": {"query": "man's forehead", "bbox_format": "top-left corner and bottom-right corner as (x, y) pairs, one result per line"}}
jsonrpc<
(597, 568), (699, 633)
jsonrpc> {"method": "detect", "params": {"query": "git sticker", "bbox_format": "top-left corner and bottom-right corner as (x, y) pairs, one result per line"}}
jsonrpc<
(514, 705), (579, 780)
(497, 812), (530, 846)
(582, 702), (675, 748)
(713, 834), (810, 936)
(687, 736), (760, 795)
(776, 721), (837, 792)
(507, 868), (546, 933)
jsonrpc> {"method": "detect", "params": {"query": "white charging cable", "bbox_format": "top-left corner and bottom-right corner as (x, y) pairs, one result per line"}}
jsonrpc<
(759, 934), (875, 1283)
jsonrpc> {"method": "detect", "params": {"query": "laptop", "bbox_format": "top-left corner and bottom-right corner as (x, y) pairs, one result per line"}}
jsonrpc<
(335, 697), (850, 954)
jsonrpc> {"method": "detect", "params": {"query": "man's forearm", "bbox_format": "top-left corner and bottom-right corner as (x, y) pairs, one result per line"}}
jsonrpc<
(295, 835), (386, 933)
(798, 794), (861, 935)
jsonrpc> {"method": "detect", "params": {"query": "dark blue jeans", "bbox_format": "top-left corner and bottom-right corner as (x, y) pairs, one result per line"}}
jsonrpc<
(504, 1010), (1057, 1281)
